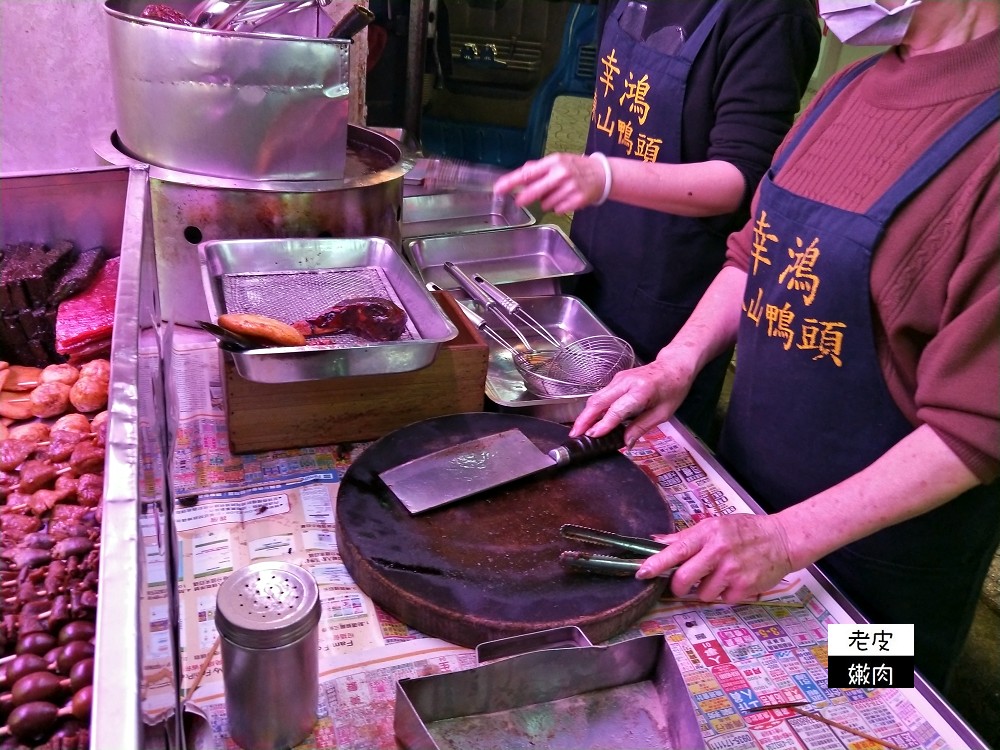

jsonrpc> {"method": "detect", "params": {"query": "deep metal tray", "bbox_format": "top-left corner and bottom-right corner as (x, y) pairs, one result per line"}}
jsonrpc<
(404, 224), (591, 297)
(200, 237), (458, 382)
(401, 191), (535, 238)
(466, 294), (620, 422)
(395, 627), (706, 750)
(1, 166), (168, 748)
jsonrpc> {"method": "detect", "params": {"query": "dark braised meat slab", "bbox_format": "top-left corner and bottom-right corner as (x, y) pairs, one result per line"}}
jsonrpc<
(0, 242), (107, 367)
(292, 297), (408, 342)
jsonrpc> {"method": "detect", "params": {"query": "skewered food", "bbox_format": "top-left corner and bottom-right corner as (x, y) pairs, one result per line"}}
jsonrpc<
(7, 424), (49, 444)
(0, 440), (34, 472)
(0, 393), (32, 422)
(41, 432), (92, 464)
(1, 401), (103, 749)
(0, 258), (108, 743)
(76, 361), (108, 385)
(39, 365), (79, 388)
(67, 378), (107, 414)
(217, 313), (306, 347)
(29, 383), (71, 419)
(2, 687), (91, 744)
(4, 367), (42, 393)
(291, 297), (407, 341)
(57, 623), (94, 647)
(50, 415), (90, 436)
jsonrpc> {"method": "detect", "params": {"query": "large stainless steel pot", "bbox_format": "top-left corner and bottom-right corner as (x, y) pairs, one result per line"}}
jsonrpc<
(95, 126), (409, 324)
(104, 0), (350, 181)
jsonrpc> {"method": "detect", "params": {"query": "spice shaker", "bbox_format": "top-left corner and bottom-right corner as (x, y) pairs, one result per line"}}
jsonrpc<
(215, 562), (321, 750)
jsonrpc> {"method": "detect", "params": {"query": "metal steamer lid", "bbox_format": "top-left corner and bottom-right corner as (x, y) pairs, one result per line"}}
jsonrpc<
(216, 562), (320, 649)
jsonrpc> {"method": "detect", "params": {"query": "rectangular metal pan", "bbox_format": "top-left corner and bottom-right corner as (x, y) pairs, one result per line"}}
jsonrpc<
(467, 294), (618, 422)
(404, 224), (591, 297)
(200, 237), (458, 383)
(395, 627), (706, 750)
(401, 191), (535, 238)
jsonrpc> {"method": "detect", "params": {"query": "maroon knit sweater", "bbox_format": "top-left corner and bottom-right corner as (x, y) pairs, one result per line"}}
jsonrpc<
(727, 30), (999, 483)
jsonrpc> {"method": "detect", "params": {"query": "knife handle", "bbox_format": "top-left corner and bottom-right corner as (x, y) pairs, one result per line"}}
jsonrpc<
(549, 426), (626, 467)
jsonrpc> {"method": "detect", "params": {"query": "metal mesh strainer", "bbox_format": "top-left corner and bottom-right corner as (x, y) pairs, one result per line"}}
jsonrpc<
(513, 336), (635, 398)
(429, 282), (635, 398)
(547, 335), (636, 386)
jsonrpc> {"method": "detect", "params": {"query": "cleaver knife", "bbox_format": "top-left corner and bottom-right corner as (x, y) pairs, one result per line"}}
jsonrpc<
(380, 427), (626, 514)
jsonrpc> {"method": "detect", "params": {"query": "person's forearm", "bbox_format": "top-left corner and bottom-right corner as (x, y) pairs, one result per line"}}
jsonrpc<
(774, 424), (981, 570)
(607, 158), (745, 217)
(656, 265), (745, 375)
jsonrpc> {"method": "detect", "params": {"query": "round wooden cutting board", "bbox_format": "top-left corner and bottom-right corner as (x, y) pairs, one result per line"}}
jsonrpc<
(335, 412), (674, 648)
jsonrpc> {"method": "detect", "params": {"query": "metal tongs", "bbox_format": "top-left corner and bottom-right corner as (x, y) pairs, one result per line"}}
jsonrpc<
(187, 0), (335, 32)
(559, 524), (668, 577)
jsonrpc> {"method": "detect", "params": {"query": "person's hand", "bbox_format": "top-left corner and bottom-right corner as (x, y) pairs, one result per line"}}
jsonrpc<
(493, 153), (607, 213)
(569, 357), (696, 446)
(637, 514), (795, 602)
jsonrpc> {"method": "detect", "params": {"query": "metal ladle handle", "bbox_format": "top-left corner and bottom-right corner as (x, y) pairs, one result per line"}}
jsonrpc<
(229, 0), (331, 32)
(327, 4), (375, 39)
(209, 0), (253, 29)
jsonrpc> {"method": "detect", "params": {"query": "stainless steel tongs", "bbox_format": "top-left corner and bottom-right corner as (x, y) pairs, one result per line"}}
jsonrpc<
(558, 524), (669, 577)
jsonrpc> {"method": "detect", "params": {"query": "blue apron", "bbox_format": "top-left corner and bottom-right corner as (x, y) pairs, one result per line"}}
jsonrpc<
(570, 0), (732, 438)
(719, 56), (1000, 688)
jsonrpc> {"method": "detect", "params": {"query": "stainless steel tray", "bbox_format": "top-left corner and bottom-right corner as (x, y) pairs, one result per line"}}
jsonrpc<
(395, 627), (706, 750)
(466, 295), (619, 422)
(200, 237), (458, 383)
(404, 224), (590, 297)
(401, 191), (535, 238)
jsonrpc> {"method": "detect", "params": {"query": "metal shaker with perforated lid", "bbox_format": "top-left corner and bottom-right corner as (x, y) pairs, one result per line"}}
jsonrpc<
(215, 562), (321, 750)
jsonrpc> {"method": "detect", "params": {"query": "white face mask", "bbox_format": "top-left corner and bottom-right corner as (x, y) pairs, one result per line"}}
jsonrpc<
(819, 0), (921, 46)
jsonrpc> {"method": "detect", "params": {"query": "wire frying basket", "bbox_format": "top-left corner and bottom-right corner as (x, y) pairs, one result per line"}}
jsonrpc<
(514, 335), (635, 398)
(430, 282), (635, 398)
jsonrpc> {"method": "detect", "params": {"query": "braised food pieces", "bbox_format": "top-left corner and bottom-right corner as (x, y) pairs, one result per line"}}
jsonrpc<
(217, 314), (306, 348)
(292, 297), (407, 342)
(0, 243), (108, 368)
(216, 298), (408, 348)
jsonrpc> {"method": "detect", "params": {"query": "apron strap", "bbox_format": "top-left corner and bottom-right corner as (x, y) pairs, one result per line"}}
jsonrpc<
(868, 91), (1000, 223)
(677, 0), (728, 65)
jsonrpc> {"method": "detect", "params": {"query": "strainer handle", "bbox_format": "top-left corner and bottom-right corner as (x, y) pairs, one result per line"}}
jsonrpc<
(429, 283), (519, 355)
(471, 272), (521, 316)
(472, 273), (561, 348)
(444, 262), (533, 351)
(443, 261), (493, 308)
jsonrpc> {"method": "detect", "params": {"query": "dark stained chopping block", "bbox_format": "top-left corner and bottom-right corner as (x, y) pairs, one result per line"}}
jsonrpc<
(335, 413), (674, 648)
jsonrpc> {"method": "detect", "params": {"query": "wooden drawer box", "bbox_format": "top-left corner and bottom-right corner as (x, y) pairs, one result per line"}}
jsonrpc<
(223, 292), (489, 453)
